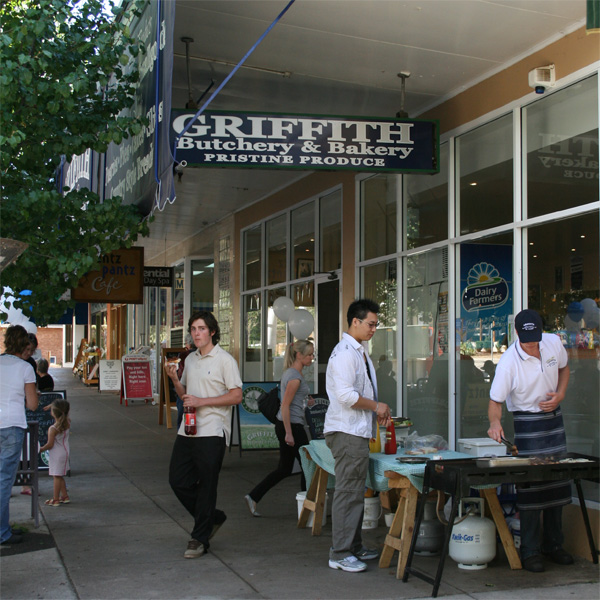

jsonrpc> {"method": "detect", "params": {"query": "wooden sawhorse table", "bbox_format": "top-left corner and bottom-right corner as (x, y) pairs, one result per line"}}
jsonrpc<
(297, 447), (330, 535)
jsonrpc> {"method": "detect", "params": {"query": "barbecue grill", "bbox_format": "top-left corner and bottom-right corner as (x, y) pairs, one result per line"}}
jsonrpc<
(402, 453), (599, 598)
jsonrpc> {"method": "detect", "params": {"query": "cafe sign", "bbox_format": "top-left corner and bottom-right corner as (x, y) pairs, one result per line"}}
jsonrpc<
(172, 110), (439, 174)
(72, 247), (144, 304)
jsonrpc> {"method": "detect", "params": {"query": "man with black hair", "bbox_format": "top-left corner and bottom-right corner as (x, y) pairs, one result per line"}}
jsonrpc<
(324, 299), (392, 572)
(166, 311), (242, 559)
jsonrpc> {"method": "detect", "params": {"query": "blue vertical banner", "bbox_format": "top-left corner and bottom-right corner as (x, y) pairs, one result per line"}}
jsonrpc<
(460, 243), (513, 345)
(104, 0), (176, 215)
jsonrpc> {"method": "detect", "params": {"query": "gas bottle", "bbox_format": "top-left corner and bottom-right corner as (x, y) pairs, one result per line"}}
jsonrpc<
(415, 499), (445, 555)
(449, 498), (496, 570)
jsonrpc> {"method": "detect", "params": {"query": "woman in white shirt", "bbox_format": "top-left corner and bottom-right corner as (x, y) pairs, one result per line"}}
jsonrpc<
(0, 325), (39, 545)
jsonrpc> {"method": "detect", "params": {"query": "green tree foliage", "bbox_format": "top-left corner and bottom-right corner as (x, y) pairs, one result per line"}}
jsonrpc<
(0, 0), (151, 325)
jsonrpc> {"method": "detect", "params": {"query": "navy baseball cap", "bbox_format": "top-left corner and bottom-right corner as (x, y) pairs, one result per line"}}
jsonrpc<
(514, 309), (543, 343)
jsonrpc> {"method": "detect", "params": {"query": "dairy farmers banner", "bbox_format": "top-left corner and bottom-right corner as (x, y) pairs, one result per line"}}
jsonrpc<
(171, 110), (439, 174)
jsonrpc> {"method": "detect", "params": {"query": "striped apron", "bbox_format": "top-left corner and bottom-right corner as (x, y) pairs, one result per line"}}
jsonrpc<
(513, 407), (571, 511)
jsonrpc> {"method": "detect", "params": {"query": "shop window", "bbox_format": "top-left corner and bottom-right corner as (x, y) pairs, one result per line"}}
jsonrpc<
(242, 293), (262, 380)
(404, 249), (448, 436)
(360, 175), (397, 261)
(243, 225), (262, 291)
(405, 143), (448, 249)
(457, 114), (513, 235)
(524, 75), (598, 218)
(320, 189), (342, 272)
(527, 214), (599, 498)
(292, 202), (315, 279)
(190, 258), (214, 314)
(456, 233), (514, 440)
(266, 215), (287, 286)
(360, 260), (398, 410)
(266, 288), (288, 381)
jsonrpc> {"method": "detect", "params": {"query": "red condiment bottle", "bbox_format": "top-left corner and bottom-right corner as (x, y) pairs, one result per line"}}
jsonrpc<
(384, 422), (397, 454)
(184, 405), (197, 435)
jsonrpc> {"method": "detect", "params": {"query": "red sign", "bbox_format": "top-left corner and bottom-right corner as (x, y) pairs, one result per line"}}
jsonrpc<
(122, 361), (153, 400)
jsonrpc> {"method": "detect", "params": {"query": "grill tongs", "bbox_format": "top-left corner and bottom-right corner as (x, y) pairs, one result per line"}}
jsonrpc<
(501, 436), (518, 456)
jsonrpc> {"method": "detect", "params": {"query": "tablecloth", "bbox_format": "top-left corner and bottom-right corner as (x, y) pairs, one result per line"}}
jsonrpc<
(300, 438), (474, 493)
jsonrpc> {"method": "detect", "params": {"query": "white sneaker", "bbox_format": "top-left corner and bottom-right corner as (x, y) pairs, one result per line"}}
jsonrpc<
(184, 539), (205, 559)
(244, 494), (261, 517)
(328, 555), (367, 572)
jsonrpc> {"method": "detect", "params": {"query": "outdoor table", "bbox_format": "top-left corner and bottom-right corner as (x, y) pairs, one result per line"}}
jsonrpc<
(298, 439), (519, 578)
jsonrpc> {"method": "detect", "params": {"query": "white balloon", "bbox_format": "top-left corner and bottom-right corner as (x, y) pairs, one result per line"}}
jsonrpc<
(273, 296), (295, 322)
(288, 309), (315, 339)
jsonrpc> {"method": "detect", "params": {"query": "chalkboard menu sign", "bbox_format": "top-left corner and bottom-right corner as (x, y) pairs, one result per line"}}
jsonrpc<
(305, 397), (329, 440)
(26, 390), (67, 469)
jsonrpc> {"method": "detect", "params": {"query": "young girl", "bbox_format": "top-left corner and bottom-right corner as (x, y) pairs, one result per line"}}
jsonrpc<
(40, 400), (71, 506)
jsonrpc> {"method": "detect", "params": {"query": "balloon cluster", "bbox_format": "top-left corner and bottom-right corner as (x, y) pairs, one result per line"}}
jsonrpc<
(273, 296), (314, 339)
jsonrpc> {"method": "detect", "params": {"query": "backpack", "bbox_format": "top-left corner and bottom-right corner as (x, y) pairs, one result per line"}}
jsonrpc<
(257, 386), (280, 424)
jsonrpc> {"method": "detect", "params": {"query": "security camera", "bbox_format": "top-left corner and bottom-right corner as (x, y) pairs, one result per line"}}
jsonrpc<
(528, 65), (555, 94)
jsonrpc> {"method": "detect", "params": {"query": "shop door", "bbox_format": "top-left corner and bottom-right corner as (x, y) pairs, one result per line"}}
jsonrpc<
(316, 278), (340, 395)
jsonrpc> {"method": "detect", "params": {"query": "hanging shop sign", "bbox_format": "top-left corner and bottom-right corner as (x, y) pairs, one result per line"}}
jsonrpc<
(171, 110), (439, 174)
(143, 266), (174, 287)
(72, 247), (144, 304)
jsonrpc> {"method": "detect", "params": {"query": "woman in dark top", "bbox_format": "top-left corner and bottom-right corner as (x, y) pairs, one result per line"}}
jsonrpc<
(244, 339), (315, 517)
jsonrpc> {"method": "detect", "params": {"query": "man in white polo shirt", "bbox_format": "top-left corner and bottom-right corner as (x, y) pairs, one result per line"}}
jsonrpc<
(324, 299), (392, 573)
(488, 309), (572, 573)
(167, 311), (242, 559)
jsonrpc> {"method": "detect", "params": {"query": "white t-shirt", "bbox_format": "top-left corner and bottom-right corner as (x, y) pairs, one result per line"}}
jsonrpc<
(0, 354), (36, 429)
(324, 333), (377, 439)
(179, 344), (242, 444)
(490, 333), (568, 412)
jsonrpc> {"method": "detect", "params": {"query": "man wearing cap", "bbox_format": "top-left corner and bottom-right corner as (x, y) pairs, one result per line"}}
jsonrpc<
(487, 309), (572, 573)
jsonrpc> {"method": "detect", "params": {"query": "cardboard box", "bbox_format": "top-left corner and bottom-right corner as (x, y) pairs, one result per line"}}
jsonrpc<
(457, 437), (505, 457)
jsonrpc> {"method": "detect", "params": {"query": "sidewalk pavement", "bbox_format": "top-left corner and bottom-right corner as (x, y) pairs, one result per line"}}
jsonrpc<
(1, 368), (598, 600)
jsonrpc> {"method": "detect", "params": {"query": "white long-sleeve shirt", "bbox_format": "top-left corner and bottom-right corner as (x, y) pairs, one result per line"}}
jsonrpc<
(324, 333), (377, 439)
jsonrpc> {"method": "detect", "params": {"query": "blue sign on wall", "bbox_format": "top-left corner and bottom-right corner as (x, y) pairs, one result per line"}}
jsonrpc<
(460, 243), (513, 343)
(171, 110), (439, 174)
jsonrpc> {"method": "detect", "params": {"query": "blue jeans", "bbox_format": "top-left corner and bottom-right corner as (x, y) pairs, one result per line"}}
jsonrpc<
(0, 427), (26, 542)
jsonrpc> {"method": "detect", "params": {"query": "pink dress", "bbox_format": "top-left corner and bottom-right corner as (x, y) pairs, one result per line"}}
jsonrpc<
(48, 426), (70, 476)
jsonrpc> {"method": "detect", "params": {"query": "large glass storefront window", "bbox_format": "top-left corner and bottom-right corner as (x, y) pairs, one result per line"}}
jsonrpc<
(456, 234), (514, 440)
(405, 143), (448, 249)
(320, 189), (342, 272)
(266, 288), (288, 382)
(244, 225), (262, 291)
(292, 202), (315, 279)
(267, 215), (287, 285)
(241, 190), (340, 381)
(190, 258), (214, 313)
(456, 114), (513, 235)
(404, 248), (448, 436)
(361, 260), (398, 410)
(360, 175), (397, 260)
(524, 75), (598, 218)
(242, 293), (261, 380)
(527, 214), (599, 459)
